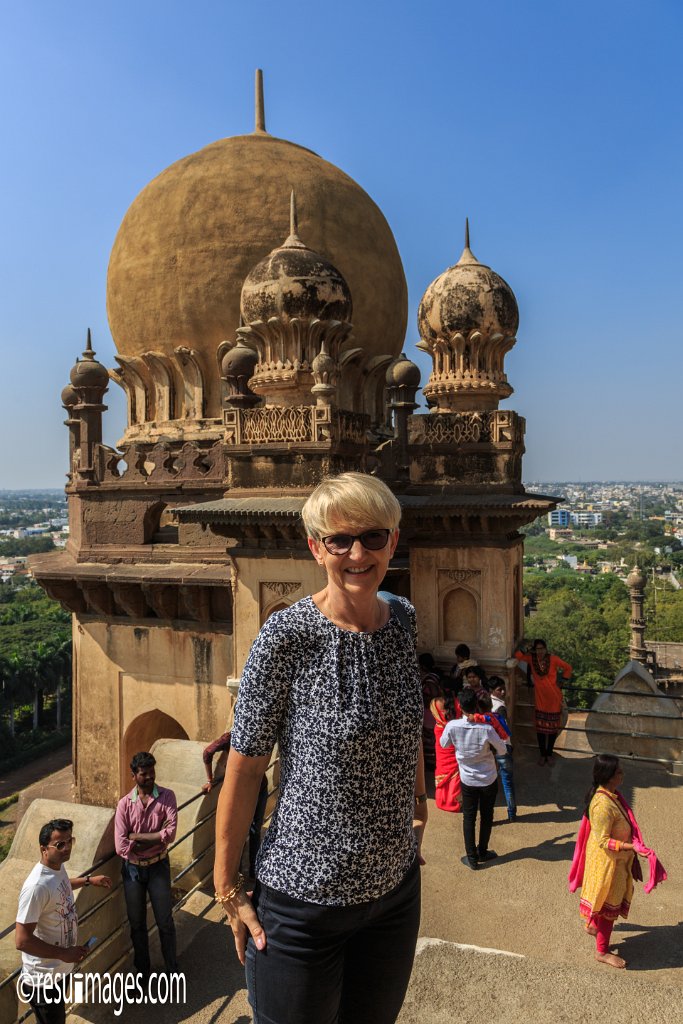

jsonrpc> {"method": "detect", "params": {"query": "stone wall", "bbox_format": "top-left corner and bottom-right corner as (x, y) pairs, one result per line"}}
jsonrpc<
(73, 620), (233, 805)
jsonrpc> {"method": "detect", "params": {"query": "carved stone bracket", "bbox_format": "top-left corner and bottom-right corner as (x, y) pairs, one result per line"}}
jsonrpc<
(141, 584), (179, 620)
(41, 580), (88, 614)
(111, 583), (149, 618)
(79, 582), (116, 616)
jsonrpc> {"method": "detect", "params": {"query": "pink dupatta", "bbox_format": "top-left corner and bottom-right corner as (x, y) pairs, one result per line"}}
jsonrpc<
(568, 791), (667, 895)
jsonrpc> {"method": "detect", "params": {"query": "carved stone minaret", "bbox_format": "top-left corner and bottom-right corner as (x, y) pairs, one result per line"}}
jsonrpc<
(627, 565), (648, 664)
(69, 329), (109, 484)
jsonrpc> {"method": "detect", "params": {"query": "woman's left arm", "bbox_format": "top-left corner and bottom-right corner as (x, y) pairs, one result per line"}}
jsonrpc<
(553, 656), (573, 680)
(413, 741), (427, 865)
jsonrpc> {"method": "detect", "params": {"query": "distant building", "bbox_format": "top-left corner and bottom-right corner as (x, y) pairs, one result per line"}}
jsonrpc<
(570, 511), (602, 528)
(548, 508), (570, 527)
(548, 527), (573, 541)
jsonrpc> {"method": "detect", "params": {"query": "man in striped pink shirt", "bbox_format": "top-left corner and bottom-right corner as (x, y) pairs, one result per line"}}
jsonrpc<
(114, 751), (178, 976)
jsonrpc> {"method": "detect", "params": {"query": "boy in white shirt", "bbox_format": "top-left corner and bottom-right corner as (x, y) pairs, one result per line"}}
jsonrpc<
(440, 688), (507, 869)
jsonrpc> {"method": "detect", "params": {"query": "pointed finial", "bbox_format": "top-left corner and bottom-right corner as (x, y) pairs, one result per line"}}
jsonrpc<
(283, 189), (306, 248)
(255, 69), (266, 133)
(457, 216), (479, 265)
(83, 328), (94, 359)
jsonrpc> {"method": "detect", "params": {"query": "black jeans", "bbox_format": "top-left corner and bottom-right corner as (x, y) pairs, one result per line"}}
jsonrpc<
(460, 779), (498, 858)
(246, 859), (421, 1024)
(28, 981), (65, 1024)
(121, 857), (177, 973)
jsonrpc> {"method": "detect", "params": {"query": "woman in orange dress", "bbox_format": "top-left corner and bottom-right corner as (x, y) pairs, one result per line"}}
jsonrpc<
(430, 693), (462, 812)
(578, 755), (635, 968)
(514, 639), (572, 766)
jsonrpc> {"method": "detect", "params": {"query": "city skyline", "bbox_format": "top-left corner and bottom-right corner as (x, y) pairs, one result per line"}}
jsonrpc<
(1, 1), (682, 487)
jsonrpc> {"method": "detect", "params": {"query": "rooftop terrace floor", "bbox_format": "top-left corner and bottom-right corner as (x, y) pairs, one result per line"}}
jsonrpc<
(72, 749), (682, 1023)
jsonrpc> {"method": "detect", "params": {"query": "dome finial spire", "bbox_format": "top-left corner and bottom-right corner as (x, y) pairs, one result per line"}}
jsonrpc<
(284, 190), (306, 248)
(254, 69), (267, 134)
(84, 327), (94, 359)
(457, 216), (478, 266)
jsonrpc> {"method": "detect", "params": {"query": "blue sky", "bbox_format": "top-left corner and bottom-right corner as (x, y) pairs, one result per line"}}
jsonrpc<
(1, 0), (681, 487)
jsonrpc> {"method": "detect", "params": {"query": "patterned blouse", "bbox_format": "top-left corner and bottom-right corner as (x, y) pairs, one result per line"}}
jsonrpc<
(230, 595), (422, 905)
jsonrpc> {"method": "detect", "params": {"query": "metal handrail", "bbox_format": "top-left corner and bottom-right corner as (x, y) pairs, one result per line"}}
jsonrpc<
(516, 700), (681, 722)
(516, 681), (682, 701)
(519, 742), (678, 767)
(1, 776), (225, 1004)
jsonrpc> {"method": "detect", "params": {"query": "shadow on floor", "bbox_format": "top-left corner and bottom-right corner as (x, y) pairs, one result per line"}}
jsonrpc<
(481, 831), (577, 867)
(613, 919), (683, 971)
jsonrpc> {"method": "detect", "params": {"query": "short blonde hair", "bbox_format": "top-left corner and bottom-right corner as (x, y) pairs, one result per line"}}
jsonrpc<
(302, 472), (401, 540)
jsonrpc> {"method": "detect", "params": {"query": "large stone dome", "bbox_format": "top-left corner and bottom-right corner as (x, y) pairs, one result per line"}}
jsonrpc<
(107, 133), (407, 417)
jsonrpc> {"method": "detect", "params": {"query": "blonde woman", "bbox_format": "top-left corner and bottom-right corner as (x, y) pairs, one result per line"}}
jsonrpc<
(214, 472), (426, 1024)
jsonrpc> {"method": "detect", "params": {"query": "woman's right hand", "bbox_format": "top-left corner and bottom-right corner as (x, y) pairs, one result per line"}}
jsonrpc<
(222, 888), (267, 966)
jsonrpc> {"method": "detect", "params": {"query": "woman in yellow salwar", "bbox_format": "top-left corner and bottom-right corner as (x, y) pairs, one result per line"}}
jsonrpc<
(577, 755), (635, 968)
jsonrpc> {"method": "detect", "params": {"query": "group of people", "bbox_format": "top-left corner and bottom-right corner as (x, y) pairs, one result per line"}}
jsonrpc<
(420, 653), (518, 876)
(15, 471), (668, 1024)
(16, 750), (179, 1024)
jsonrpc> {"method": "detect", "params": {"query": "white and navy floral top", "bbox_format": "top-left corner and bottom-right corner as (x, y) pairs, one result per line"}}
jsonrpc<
(231, 595), (422, 905)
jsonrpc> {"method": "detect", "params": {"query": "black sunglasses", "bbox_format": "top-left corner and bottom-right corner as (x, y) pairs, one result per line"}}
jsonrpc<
(321, 529), (391, 556)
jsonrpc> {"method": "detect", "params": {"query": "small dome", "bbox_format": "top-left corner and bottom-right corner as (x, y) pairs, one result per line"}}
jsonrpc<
(418, 229), (518, 343)
(61, 384), (78, 408)
(240, 194), (352, 325)
(69, 331), (109, 391)
(391, 353), (421, 388)
(221, 339), (258, 379)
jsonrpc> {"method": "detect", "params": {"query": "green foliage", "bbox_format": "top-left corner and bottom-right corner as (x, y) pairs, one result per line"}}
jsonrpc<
(0, 620), (70, 660)
(644, 586), (683, 642)
(0, 730), (70, 774)
(522, 571), (630, 707)
(0, 536), (55, 557)
(0, 579), (69, 625)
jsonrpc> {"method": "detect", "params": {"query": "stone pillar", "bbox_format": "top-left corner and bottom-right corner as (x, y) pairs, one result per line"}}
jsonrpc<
(61, 385), (80, 482)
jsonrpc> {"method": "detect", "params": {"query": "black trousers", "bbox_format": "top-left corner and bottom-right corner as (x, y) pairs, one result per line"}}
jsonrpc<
(29, 984), (65, 1024)
(460, 779), (498, 858)
(246, 859), (421, 1024)
(537, 732), (558, 758)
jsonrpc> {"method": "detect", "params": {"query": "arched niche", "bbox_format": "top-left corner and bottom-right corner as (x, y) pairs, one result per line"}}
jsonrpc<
(260, 600), (290, 626)
(121, 709), (189, 796)
(441, 586), (480, 646)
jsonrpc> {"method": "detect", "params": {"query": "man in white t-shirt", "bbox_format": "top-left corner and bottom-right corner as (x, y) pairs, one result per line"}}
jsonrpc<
(15, 818), (111, 1024)
(439, 688), (508, 870)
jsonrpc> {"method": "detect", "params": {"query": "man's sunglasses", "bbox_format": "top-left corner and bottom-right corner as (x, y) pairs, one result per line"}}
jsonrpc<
(321, 529), (391, 556)
(47, 836), (76, 851)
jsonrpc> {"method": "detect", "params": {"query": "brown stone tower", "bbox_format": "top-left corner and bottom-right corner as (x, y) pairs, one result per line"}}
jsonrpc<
(31, 76), (558, 806)
(627, 565), (648, 664)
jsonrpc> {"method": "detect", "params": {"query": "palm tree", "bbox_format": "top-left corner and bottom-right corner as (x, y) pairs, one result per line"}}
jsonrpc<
(4, 651), (31, 737)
